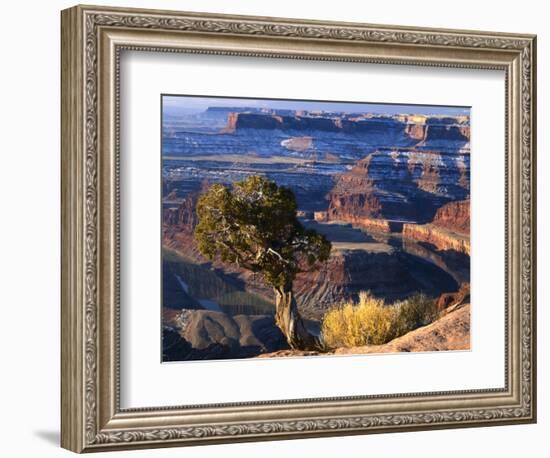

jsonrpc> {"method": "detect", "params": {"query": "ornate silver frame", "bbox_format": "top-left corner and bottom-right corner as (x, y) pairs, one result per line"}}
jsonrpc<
(61, 4), (537, 453)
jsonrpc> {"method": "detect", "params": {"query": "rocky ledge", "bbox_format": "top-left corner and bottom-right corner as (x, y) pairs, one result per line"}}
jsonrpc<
(257, 303), (470, 358)
(431, 199), (470, 233)
(402, 200), (470, 255)
(403, 224), (470, 255)
(164, 303), (470, 361)
(163, 309), (289, 361)
(281, 136), (313, 152)
(223, 112), (470, 144)
(334, 302), (470, 354)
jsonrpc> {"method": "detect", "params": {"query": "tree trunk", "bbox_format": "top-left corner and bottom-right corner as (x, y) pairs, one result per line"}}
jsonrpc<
(274, 286), (321, 351)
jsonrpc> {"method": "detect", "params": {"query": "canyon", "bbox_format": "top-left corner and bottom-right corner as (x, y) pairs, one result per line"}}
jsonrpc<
(161, 102), (471, 360)
(162, 196), (462, 319)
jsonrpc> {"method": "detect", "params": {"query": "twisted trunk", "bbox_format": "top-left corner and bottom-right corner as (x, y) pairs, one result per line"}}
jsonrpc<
(274, 285), (321, 350)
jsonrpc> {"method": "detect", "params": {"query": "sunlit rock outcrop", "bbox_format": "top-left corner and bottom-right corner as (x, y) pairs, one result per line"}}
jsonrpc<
(402, 200), (470, 255)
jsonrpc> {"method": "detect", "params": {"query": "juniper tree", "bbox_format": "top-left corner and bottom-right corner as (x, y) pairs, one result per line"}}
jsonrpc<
(194, 176), (331, 350)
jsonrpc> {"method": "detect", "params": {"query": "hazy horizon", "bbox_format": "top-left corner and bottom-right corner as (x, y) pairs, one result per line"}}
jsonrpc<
(162, 94), (470, 117)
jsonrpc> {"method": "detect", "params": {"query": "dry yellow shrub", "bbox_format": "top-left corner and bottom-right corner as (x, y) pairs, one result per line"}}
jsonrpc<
(321, 291), (438, 350)
(321, 291), (399, 348)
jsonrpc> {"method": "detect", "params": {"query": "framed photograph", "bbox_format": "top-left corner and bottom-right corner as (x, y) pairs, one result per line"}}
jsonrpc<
(61, 4), (537, 453)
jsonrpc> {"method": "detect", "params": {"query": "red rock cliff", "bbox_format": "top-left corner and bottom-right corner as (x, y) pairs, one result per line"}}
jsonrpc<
(402, 200), (470, 254)
(326, 149), (468, 226)
(327, 155), (381, 221)
(432, 200), (470, 234)
(405, 123), (428, 141)
(163, 194), (198, 233)
(222, 112), (239, 133)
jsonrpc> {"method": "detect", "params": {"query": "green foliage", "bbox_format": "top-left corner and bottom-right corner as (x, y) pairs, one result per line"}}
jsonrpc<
(393, 293), (439, 337)
(194, 176), (332, 289)
(321, 291), (439, 349)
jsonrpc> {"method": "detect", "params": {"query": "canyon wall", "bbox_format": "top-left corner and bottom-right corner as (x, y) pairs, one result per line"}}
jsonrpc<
(292, 249), (437, 317)
(327, 149), (469, 225)
(224, 112), (405, 135)
(431, 199), (470, 234)
(223, 112), (470, 145)
(402, 223), (470, 255)
(162, 109), (471, 315)
(162, 193), (203, 259)
(402, 200), (470, 254)
(162, 194), (458, 315)
(163, 193), (197, 229)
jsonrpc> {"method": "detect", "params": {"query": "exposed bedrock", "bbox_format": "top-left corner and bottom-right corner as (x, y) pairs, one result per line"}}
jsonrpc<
(162, 192), (198, 229)
(402, 199), (470, 255)
(422, 124), (470, 143)
(162, 202), (458, 317)
(162, 192), (462, 315)
(405, 122), (470, 144)
(436, 282), (470, 313)
(162, 192), (204, 259)
(162, 311), (289, 361)
(403, 224), (470, 255)
(327, 149), (470, 225)
(223, 112), (470, 144)
(405, 123), (427, 141)
(293, 248), (457, 318)
(402, 237), (470, 285)
(281, 136), (313, 152)
(258, 303), (471, 357)
(432, 199), (470, 234)
(224, 112), (405, 134)
(224, 112), (339, 132)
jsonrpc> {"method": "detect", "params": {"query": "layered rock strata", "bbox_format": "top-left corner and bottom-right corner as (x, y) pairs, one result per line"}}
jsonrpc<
(327, 149), (469, 225)
(431, 199), (470, 233)
(223, 112), (470, 145)
(162, 195), (458, 316)
(402, 200), (470, 255)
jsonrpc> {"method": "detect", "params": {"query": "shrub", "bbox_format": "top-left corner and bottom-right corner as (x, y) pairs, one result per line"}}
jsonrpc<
(321, 291), (438, 350)
(321, 291), (399, 348)
(393, 293), (439, 337)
